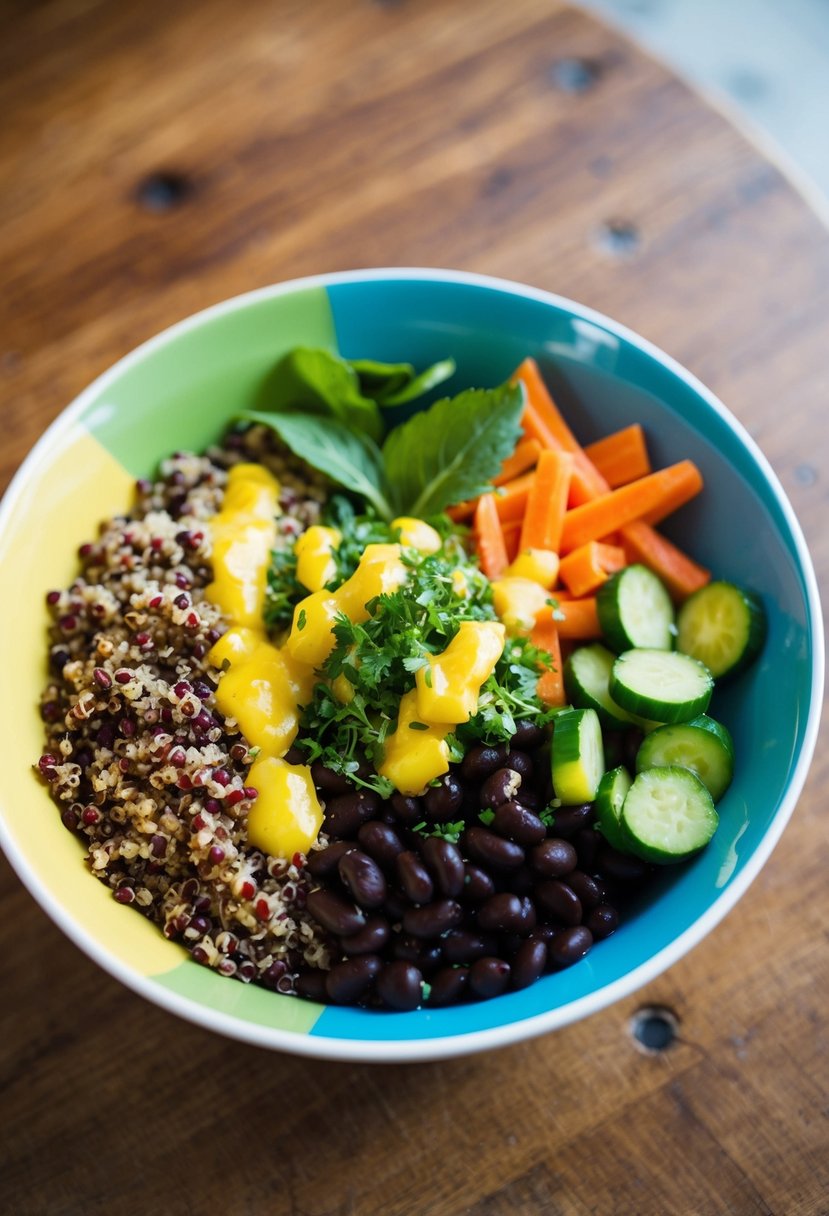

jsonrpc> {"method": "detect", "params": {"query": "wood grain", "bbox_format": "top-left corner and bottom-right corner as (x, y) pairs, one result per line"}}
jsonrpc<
(1, 2), (827, 1213)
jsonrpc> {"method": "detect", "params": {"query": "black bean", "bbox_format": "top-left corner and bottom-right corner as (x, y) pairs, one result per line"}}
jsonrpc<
(480, 767), (523, 809)
(512, 939), (548, 990)
(442, 930), (496, 964)
(500, 933), (524, 958)
(517, 895), (537, 934)
(294, 969), (328, 1002)
(306, 889), (367, 937)
(423, 772), (464, 821)
(509, 721), (546, 750)
(357, 821), (404, 870)
(546, 803), (593, 839)
(585, 904), (619, 940)
(461, 743), (508, 782)
(530, 838), (578, 878)
(305, 840), (356, 879)
(477, 893), (526, 934)
(504, 750), (533, 782)
(623, 727), (645, 772)
(427, 966), (469, 1007)
(420, 836), (465, 898)
(339, 915), (391, 955)
(492, 800), (546, 846)
(535, 880), (583, 926)
(461, 865), (497, 903)
(338, 850), (388, 909)
(469, 957), (511, 999)
(504, 865), (535, 897)
(517, 788), (540, 811)
(282, 743), (306, 765)
(384, 889), (409, 920)
(465, 826), (525, 870)
(549, 925), (593, 969)
(566, 870), (606, 910)
(576, 828), (603, 871)
(598, 846), (650, 883)
(325, 955), (382, 1004)
(376, 961), (424, 1011)
(324, 790), (381, 839)
(396, 851), (434, 904)
(402, 899), (463, 939)
(311, 761), (352, 796)
(388, 792), (423, 825)
(534, 743), (554, 802)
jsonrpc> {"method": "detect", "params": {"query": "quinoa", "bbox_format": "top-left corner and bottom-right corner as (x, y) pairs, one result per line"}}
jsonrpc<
(37, 427), (335, 993)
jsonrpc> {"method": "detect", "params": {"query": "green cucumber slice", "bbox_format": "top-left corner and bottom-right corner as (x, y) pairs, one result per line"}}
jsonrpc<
(610, 649), (713, 723)
(552, 708), (605, 804)
(621, 766), (718, 863)
(564, 643), (637, 728)
(595, 765), (632, 851)
(635, 714), (734, 802)
(597, 564), (675, 653)
(677, 581), (766, 679)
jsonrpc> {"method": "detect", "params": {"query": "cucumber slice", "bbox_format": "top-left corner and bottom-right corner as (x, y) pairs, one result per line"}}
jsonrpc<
(552, 708), (605, 804)
(621, 766), (718, 863)
(597, 564), (675, 653)
(635, 714), (734, 802)
(610, 649), (713, 723)
(595, 765), (632, 851)
(565, 643), (637, 728)
(677, 581), (766, 679)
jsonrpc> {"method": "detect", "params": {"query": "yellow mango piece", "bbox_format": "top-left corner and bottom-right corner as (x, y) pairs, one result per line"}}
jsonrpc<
(392, 516), (442, 554)
(294, 525), (341, 593)
(378, 690), (450, 796)
(279, 647), (317, 705)
(331, 674), (355, 704)
(208, 625), (263, 669)
(506, 548), (560, 590)
(205, 463), (280, 628)
(415, 621), (505, 724)
(245, 755), (324, 859)
(492, 576), (551, 636)
(285, 590), (341, 667)
(215, 648), (301, 757)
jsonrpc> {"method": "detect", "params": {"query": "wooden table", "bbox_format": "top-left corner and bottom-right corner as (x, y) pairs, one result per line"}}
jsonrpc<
(2, 2), (827, 1212)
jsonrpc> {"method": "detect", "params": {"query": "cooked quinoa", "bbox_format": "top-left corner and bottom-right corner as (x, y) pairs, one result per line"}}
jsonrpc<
(38, 427), (335, 993)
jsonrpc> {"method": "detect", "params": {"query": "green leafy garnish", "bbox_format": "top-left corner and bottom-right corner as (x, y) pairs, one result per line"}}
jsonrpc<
(382, 384), (524, 517)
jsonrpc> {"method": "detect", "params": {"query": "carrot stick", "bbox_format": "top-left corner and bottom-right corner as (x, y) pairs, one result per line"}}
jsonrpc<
(558, 540), (626, 597)
(585, 424), (651, 488)
(511, 357), (579, 450)
(494, 437), (541, 486)
(448, 471), (535, 524)
(621, 520), (710, 601)
(474, 494), (509, 580)
(519, 450), (573, 552)
(559, 460), (703, 553)
(502, 521), (521, 563)
(531, 619), (566, 707)
(536, 597), (602, 639)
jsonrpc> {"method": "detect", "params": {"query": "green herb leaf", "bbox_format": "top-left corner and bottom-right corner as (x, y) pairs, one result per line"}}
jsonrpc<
(479, 808), (495, 825)
(349, 359), (414, 402)
(381, 383), (524, 517)
(258, 347), (384, 442)
(239, 411), (395, 520)
(380, 358), (456, 406)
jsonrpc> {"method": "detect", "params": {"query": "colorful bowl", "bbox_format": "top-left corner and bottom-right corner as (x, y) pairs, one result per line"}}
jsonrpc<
(0, 269), (822, 1061)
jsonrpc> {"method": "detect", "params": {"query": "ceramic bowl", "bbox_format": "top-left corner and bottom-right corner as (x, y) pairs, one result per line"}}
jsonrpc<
(0, 269), (822, 1061)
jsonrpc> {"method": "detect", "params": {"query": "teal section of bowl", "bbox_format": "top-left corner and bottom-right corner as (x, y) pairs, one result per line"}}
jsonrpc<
(83, 285), (336, 478)
(303, 272), (818, 1042)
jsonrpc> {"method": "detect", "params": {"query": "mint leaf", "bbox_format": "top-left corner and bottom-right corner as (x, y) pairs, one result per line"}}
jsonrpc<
(349, 359), (414, 402)
(381, 383), (524, 517)
(240, 410), (394, 520)
(259, 348), (383, 442)
(381, 358), (456, 406)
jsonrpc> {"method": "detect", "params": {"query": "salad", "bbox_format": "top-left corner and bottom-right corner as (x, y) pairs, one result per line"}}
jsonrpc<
(37, 346), (766, 1011)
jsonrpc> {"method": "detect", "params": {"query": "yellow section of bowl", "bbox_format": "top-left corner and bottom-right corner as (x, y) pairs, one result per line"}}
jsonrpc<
(0, 425), (186, 978)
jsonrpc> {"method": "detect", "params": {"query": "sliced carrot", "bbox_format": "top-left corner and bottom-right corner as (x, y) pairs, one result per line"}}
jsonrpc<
(585, 424), (651, 488)
(474, 494), (509, 580)
(558, 540), (627, 598)
(511, 357), (579, 450)
(621, 520), (710, 602)
(530, 619), (566, 707)
(519, 450), (573, 552)
(559, 460), (703, 553)
(536, 597), (602, 639)
(448, 471), (535, 524)
(494, 437), (541, 486)
(521, 397), (561, 451)
(502, 521), (522, 563)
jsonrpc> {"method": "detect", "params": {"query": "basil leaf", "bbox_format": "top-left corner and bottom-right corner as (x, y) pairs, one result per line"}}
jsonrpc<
(240, 410), (394, 520)
(381, 357), (456, 406)
(349, 359), (414, 402)
(260, 348), (384, 443)
(381, 383), (524, 517)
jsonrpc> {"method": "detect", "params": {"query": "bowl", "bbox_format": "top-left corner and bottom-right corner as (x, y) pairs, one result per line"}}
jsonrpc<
(0, 269), (822, 1062)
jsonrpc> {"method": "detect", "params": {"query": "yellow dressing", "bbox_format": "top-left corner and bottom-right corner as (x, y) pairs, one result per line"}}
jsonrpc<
(505, 548), (560, 590)
(377, 689), (451, 796)
(415, 621), (505, 725)
(206, 463), (281, 627)
(492, 576), (551, 636)
(245, 756), (324, 859)
(295, 525), (341, 592)
(214, 644), (303, 759)
(392, 516), (442, 554)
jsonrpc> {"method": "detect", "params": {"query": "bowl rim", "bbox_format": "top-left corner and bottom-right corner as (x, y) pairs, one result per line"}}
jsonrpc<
(0, 266), (823, 1062)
